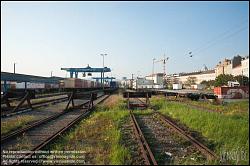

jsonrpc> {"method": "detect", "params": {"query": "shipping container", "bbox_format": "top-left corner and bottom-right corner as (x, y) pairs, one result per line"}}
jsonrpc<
(45, 83), (51, 89)
(214, 86), (249, 99)
(16, 82), (26, 89)
(27, 82), (45, 89)
(15, 82), (45, 89)
(51, 84), (59, 88)
(82, 80), (88, 88)
(85, 80), (90, 88)
(63, 78), (86, 88)
(64, 78), (76, 88)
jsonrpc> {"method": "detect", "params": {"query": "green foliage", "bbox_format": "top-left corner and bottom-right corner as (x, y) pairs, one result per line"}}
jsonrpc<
(234, 75), (249, 86)
(185, 76), (197, 86)
(186, 100), (249, 117)
(47, 95), (131, 165)
(214, 74), (235, 87)
(151, 97), (249, 165)
(1, 115), (36, 135)
(200, 80), (216, 89)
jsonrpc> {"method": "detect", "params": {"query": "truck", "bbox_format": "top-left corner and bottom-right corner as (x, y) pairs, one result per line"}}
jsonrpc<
(228, 81), (240, 87)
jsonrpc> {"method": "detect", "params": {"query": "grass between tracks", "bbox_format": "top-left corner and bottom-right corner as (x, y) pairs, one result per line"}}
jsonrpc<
(47, 95), (131, 165)
(187, 99), (248, 116)
(1, 115), (37, 135)
(151, 96), (249, 165)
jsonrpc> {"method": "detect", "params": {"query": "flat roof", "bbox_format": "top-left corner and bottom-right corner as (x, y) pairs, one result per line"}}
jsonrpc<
(1, 72), (64, 83)
(179, 69), (215, 76)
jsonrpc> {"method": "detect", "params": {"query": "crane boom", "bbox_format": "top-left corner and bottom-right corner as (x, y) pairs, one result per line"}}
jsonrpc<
(154, 54), (169, 76)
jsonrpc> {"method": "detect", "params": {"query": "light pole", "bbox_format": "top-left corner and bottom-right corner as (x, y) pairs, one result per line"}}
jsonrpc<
(131, 73), (134, 89)
(14, 62), (17, 74)
(100, 53), (107, 89)
(51, 71), (53, 77)
(152, 58), (156, 76)
(242, 70), (244, 86)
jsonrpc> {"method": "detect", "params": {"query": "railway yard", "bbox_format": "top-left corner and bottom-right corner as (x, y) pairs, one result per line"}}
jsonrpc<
(1, 1), (249, 165)
(1, 87), (249, 165)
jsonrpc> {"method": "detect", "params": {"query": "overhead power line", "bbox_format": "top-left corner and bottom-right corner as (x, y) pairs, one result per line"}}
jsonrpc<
(188, 18), (249, 56)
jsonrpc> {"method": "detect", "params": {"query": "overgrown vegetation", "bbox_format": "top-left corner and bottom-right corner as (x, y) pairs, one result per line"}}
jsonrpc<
(182, 99), (249, 117)
(47, 95), (131, 165)
(234, 75), (249, 86)
(1, 115), (37, 135)
(200, 80), (215, 89)
(151, 96), (249, 165)
(213, 74), (249, 87)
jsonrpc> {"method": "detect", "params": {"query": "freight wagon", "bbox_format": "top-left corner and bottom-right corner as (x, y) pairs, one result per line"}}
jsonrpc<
(63, 78), (83, 88)
(15, 82), (45, 89)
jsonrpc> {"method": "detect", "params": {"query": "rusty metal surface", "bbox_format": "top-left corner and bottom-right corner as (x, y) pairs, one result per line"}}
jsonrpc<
(1, 96), (69, 117)
(155, 112), (218, 161)
(129, 111), (158, 165)
(123, 92), (152, 98)
(1, 95), (110, 165)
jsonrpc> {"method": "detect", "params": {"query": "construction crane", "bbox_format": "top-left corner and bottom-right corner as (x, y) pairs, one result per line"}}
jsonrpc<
(154, 54), (169, 77)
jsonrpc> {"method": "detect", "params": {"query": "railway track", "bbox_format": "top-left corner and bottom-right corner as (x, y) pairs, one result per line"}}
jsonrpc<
(1, 96), (69, 118)
(130, 111), (158, 165)
(1, 94), (110, 165)
(128, 98), (218, 165)
(154, 112), (218, 160)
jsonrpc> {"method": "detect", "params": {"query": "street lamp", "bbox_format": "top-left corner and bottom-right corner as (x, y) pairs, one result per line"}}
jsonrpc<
(100, 53), (107, 89)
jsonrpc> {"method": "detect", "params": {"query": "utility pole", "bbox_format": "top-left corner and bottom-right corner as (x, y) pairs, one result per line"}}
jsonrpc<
(14, 62), (16, 74)
(100, 54), (107, 90)
(131, 73), (134, 89)
(152, 58), (156, 76)
(242, 70), (244, 86)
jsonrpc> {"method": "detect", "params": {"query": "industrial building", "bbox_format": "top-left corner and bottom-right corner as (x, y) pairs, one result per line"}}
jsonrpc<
(120, 73), (165, 90)
(145, 73), (164, 85)
(176, 70), (216, 85)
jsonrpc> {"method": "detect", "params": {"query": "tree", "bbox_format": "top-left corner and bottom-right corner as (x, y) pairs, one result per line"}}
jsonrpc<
(185, 76), (197, 86)
(214, 74), (235, 87)
(200, 80), (215, 88)
(234, 75), (249, 86)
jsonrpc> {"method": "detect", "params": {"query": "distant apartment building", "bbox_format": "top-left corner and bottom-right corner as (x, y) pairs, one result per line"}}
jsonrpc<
(241, 57), (249, 77)
(215, 58), (232, 76)
(171, 55), (249, 86)
(215, 55), (249, 77)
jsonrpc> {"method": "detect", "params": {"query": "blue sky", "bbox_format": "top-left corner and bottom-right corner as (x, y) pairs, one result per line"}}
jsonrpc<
(1, 1), (249, 79)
